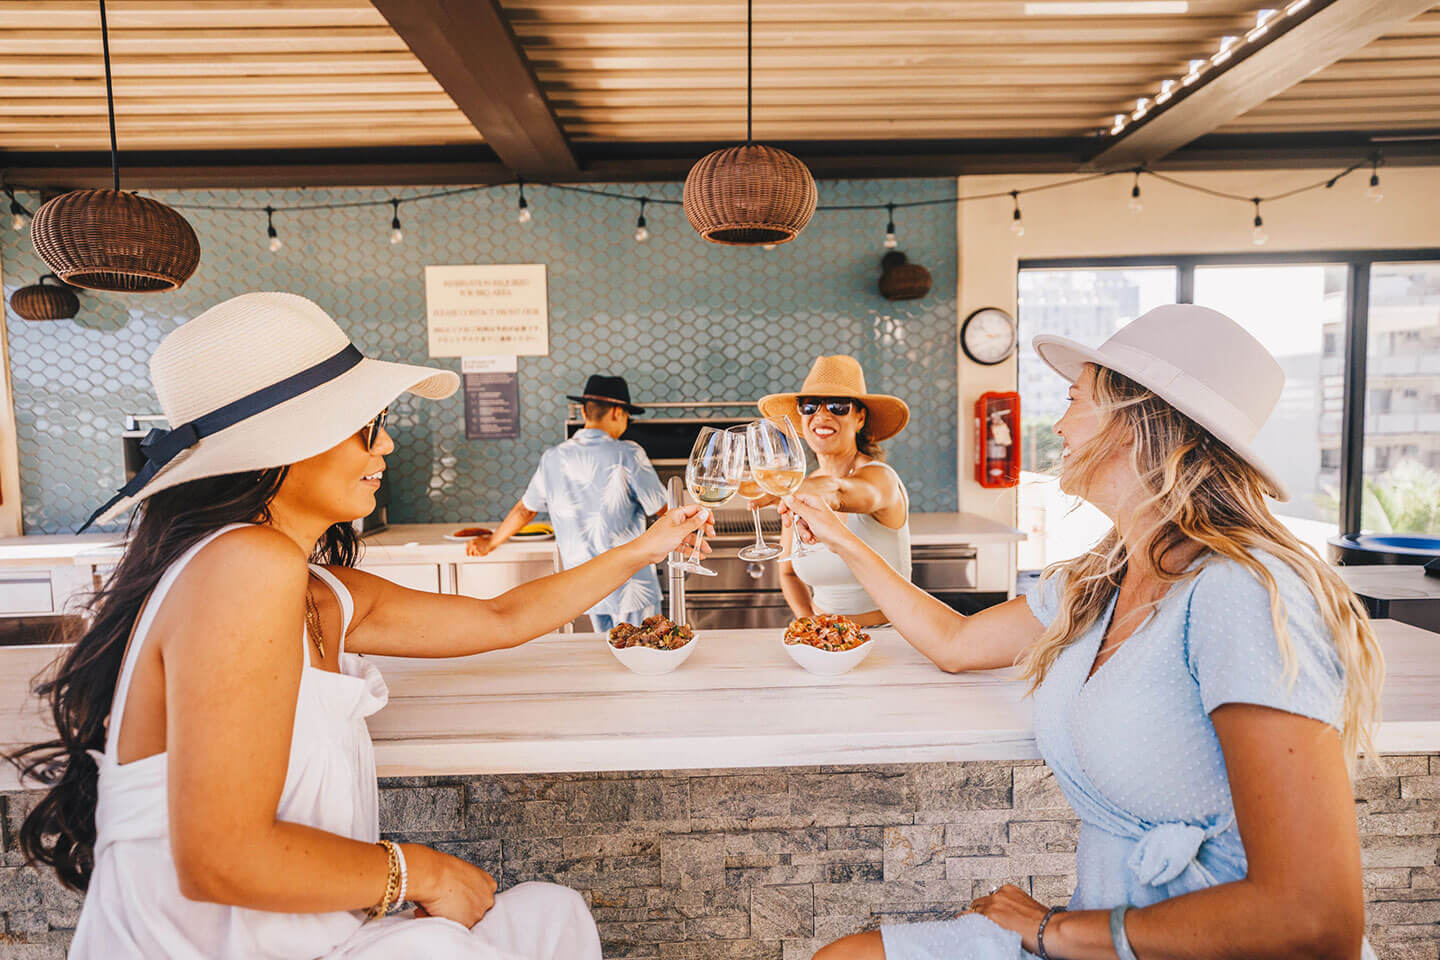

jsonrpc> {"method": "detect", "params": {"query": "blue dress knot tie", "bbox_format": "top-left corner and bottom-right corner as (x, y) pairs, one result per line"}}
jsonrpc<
(1125, 821), (1208, 886)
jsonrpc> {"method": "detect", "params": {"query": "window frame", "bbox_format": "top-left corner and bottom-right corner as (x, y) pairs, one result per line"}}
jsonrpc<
(1018, 247), (1440, 537)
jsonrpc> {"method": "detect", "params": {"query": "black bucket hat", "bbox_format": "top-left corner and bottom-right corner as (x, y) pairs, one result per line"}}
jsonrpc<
(566, 374), (646, 415)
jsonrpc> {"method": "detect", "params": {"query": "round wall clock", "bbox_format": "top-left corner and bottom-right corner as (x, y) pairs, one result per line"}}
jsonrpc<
(960, 307), (1017, 365)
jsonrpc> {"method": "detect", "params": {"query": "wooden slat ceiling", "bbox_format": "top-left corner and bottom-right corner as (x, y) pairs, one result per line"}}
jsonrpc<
(499, 0), (1279, 142)
(0, 0), (482, 150)
(1219, 6), (1440, 132)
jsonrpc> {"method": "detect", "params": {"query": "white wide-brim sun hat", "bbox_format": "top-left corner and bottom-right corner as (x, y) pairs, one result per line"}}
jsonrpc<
(1031, 303), (1290, 502)
(85, 291), (459, 529)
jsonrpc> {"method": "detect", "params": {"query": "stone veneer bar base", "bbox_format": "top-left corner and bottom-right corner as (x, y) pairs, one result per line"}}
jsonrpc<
(3, 757), (1439, 959)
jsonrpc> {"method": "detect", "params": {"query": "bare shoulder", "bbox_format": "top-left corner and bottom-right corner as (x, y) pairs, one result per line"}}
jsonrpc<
(159, 526), (309, 649)
(852, 461), (901, 491)
(179, 524), (309, 589)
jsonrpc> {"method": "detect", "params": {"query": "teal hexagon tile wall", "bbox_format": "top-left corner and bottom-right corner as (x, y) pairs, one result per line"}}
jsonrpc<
(1, 179), (957, 534)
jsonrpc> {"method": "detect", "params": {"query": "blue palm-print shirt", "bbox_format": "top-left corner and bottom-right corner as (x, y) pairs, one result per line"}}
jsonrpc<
(522, 428), (668, 618)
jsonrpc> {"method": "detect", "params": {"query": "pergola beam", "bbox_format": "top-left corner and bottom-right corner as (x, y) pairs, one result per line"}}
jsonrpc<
(1089, 0), (1437, 170)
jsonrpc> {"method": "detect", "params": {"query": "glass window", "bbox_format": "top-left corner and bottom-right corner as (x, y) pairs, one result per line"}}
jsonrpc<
(1193, 264), (1347, 557)
(1015, 267), (1176, 568)
(1362, 262), (1440, 536)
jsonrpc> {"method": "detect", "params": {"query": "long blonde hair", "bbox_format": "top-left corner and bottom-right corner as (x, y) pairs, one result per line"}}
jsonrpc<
(1015, 364), (1384, 772)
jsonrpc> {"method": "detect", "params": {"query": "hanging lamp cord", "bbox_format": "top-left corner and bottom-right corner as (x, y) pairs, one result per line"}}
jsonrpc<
(98, 0), (120, 190)
(746, 0), (753, 145)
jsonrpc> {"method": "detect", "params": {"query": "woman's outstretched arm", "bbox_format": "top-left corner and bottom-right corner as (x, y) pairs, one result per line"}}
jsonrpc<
(784, 492), (1040, 672)
(336, 505), (713, 657)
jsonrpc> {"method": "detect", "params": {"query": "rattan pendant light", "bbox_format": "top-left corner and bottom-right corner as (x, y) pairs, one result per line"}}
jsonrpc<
(10, 275), (80, 322)
(683, 0), (817, 246)
(30, 0), (199, 292)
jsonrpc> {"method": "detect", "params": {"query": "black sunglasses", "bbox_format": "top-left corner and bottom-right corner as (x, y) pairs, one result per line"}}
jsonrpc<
(362, 408), (389, 450)
(798, 397), (861, 417)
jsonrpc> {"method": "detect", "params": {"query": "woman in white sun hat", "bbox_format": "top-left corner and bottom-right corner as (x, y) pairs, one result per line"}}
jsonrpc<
(787, 305), (1383, 960)
(8, 292), (712, 960)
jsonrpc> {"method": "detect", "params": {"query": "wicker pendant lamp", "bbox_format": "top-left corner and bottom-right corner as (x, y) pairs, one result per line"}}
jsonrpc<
(30, 0), (199, 292)
(10, 275), (80, 322)
(683, 0), (817, 246)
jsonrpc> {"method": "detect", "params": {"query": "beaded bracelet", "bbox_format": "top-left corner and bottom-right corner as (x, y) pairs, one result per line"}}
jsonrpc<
(1036, 905), (1067, 959)
(395, 842), (409, 907)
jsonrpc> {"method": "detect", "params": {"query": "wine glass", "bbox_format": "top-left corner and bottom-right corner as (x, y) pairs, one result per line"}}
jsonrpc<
(671, 427), (743, 576)
(729, 425), (783, 562)
(746, 417), (824, 558)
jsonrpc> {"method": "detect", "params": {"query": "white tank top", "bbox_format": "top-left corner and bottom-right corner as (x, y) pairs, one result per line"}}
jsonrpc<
(70, 523), (391, 960)
(789, 461), (912, 616)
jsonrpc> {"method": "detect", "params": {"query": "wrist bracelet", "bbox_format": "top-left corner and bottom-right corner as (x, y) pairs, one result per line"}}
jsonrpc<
(395, 843), (409, 906)
(1036, 905), (1066, 959)
(1110, 904), (1140, 960)
(367, 840), (402, 921)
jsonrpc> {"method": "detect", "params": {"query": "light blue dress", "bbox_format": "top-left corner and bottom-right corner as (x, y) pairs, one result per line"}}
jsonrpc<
(522, 428), (668, 623)
(880, 551), (1378, 959)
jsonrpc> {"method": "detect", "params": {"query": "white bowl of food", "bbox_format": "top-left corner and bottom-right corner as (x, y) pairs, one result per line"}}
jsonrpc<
(607, 615), (698, 675)
(781, 614), (876, 676)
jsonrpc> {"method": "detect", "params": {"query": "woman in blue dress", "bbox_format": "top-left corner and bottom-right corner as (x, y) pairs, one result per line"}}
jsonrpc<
(785, 304), (1384, 960)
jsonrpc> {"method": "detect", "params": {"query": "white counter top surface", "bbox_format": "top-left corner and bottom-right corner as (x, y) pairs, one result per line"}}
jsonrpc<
(0, 512), (1022, 569)
(2, 619), (1433, 789)
(1336, 564), (1440, 601)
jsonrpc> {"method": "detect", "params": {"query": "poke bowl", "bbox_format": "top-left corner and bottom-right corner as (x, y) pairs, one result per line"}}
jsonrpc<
(781, 614), (875, 676)
(607, 615), (699, 675)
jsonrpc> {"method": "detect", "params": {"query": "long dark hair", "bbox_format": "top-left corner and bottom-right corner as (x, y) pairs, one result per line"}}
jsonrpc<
(6, 469), (360, 891)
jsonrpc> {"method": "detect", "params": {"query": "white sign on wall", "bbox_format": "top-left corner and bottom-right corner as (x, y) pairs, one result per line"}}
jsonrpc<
(425, 264), (549, 357)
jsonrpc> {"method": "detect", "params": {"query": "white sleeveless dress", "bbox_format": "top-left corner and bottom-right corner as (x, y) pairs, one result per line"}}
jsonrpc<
(70, 523), (602, 960)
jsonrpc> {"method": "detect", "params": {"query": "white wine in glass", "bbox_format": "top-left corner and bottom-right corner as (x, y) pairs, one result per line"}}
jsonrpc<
(672, 427), (743, 576)
(729, 424), (782, 562)
(746, 418), (824, 558)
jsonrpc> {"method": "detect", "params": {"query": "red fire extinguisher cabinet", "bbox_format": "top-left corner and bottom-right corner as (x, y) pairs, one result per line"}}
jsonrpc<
(974, 391), (1021, 489)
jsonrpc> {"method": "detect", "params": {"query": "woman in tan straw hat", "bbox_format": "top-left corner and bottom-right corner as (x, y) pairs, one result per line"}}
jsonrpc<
(790, 306), (1383, 960)
(756, 354), (912, 627)
(7, 293), (712, 960)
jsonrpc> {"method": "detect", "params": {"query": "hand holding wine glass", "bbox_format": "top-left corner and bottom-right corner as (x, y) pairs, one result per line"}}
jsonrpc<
(746, 417), (824, 558)
(671, 427), (744, 576)
(730, 425), (783, 562)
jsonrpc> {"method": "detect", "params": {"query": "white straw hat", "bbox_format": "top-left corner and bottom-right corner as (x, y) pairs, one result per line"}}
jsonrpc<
(83, 292), (459, 529)
(1031, 304), (1289, 501)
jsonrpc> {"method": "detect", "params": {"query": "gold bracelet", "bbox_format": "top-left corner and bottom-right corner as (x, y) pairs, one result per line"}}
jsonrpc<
(367, 840), (401, 921)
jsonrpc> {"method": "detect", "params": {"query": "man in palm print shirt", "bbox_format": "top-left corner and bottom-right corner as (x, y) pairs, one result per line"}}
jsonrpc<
(470, 375), (669, 632)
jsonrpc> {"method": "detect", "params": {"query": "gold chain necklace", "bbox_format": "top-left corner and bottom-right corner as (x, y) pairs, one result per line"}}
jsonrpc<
(304, 588), (325, 661)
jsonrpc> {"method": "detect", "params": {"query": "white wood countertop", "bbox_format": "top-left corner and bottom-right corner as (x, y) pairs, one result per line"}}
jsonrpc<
(0, 512), (1022, 569)
(1, 619), (1433, 790)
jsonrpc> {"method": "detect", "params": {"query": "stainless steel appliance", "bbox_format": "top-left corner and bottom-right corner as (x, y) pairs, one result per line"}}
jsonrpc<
(567, 402), (1006, 630)
(121, 412), (389, 533)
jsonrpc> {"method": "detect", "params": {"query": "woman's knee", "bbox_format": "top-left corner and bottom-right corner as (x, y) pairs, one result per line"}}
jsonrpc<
(813, 930), (885, 960)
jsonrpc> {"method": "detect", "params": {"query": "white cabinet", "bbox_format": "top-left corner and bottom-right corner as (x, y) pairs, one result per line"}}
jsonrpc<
(457, 559), (557, 600)
(359, 563), (443, 593)
(0, 573), (52, 614)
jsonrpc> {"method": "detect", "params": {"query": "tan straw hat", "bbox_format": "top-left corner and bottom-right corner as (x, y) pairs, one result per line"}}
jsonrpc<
(758, 354), (910, 442)
(82, 291), (459, 530)
(1032, 303), (1289, 501)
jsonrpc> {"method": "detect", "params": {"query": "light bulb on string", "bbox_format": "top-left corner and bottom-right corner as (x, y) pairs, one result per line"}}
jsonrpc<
(883, 203), (897, 249)
(265, 205), (283, 253)
(1129, 171), (1143, 214)
(1010, 191), (1025, 238)
(1367, 162), (1383, 202)
(762, 243), (777, 251)
(633, 198), (650, 243)
(516, 179), (531, 224)
(389, 198), (404, 245)
(5, 188), (26, 232)
(1251, 199), (1268, 246)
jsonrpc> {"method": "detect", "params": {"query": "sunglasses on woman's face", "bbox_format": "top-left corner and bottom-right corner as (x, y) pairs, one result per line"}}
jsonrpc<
(362, 408), (389, 450)
(798, 397), (858, 417)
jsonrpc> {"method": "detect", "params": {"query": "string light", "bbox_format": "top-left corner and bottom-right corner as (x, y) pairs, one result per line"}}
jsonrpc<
(883, 203), (897, 249)
(1156, 79), (1177, 104)
(4, 187), (27, 232)
(265, 205), (282, 252)
(762, 243), (777, 251)
(1251, 198), (1268, 246)
(1129, 171), (1143, 214)
(516, 178), (531, 224)
(1010, 191), (1025, 238)
(633, 198), (650, 243)
(389, 198), (404, 245)
(1132, 97), (1151, 121)
(1367, 160), (1383, 203)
